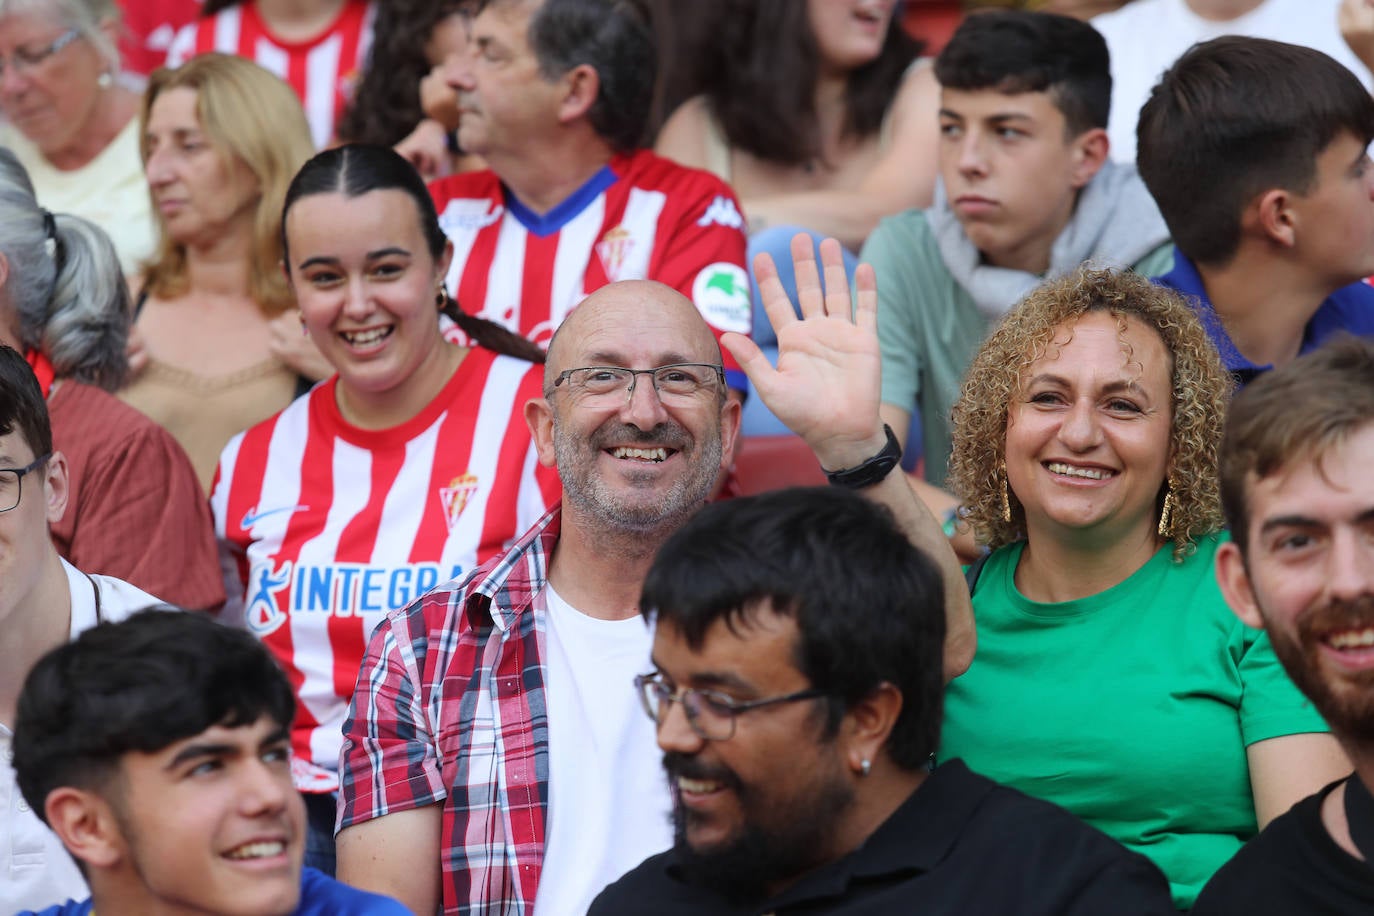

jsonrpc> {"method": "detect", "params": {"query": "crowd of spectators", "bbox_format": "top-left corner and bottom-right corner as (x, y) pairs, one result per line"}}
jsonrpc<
(4, 0), (1374, 914)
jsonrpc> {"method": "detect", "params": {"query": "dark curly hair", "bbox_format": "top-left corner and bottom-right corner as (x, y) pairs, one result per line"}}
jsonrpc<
(336, 0), (473, 147)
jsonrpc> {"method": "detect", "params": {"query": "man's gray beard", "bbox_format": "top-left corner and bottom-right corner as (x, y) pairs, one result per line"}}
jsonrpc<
(552, 419), (722, 540)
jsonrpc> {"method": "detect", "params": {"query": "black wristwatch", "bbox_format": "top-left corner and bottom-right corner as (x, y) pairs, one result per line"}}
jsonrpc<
(824, 425), (902, 490)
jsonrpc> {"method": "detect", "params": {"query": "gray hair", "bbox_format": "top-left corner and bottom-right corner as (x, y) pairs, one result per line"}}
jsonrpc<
(0, 0), (122, 71)
(0, 147), (129, 389)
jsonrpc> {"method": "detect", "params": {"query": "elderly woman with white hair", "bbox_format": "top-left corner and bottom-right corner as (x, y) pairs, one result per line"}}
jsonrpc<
(0, 147), (222, 612)
(0, 0), (153, 274)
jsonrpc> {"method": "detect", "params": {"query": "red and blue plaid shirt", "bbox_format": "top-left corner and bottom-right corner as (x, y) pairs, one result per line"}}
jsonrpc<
(339, 506), (562, 914)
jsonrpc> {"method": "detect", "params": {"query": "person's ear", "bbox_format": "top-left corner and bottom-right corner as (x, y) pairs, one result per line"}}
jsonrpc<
(0, 251), (21, 350)
(524, 396), (557, 468)
(843, 682), (903, 777)
(1249, 188), (1298, 249)
(1216, 540), (1265, 629)
(437, 239), (455, 289)
(718, 391), (742, 476)
(44, 450), (70, 526)
(45, 788), (125, 870)
(1068, 127), (1109, 189)
(97, 19), (122, 73)
(557, 64), (599, 125)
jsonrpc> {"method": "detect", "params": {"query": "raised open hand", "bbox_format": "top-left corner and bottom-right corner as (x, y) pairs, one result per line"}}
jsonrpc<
(721, 233), (886, 468)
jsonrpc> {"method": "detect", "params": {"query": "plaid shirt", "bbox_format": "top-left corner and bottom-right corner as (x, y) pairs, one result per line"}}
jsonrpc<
(339, 506), (561, 915)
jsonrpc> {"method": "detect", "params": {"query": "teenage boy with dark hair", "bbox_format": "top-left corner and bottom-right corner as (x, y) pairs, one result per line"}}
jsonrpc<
(592, 487), (1174, 914)
(0, 346), (163, 914)
(869, 9), (1172, 484)
(1198, 337), (1374, 912)
(11, 610), (408, 916)
(1138, 36), (1374, 384)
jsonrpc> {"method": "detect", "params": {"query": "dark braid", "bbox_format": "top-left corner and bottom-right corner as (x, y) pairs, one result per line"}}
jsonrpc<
(442, 295), (546, 364)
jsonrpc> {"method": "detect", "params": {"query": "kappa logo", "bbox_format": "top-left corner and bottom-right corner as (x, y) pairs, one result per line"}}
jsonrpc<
(439, 199), (506, 233)
(147, 23), (177, 51)
(439, 473), (480, 531)
(697, 195), (744, 230)
(596, 226), (636, 282)
(691, 262), (752, 334)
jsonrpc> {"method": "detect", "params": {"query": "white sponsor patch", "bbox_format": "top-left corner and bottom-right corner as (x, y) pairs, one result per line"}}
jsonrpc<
(691, 262), (751, 334)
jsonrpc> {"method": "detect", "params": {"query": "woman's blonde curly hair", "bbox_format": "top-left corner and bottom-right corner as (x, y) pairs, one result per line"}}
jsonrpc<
(947, 266), (1232, 561)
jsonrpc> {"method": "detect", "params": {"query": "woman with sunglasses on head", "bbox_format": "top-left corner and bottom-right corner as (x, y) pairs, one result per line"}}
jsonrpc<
(211, 143), (559, 877)
(0, 0), (153, 275)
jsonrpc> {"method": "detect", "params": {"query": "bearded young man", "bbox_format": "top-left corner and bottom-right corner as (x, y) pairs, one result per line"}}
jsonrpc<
(591, 486), (1174, 914)
(1203, 336), (1374, 913)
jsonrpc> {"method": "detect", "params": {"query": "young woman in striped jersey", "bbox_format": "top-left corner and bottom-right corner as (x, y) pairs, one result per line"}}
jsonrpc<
(211, 143), (558, 876)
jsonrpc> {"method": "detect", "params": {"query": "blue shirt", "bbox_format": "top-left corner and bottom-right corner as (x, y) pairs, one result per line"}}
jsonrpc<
(1155, 248), (1374, 384)
(18, 867), (409, 915)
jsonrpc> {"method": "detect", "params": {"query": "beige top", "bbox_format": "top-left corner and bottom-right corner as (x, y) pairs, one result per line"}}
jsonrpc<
(0, 117), (157, 276)
(119, 356), (299, 492)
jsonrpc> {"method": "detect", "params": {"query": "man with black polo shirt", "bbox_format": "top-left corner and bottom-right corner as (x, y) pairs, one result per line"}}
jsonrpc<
(590, 485), (1174, 915)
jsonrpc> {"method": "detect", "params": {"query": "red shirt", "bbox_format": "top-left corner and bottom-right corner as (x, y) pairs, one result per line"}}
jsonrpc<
(117, 0), (202, 76)
(48, 380), (223, 611)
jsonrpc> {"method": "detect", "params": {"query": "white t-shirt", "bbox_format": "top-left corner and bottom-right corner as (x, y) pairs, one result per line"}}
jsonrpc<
(0, 560), (160, 914)
(533, 583), (671, 915)
(1092, 0), (1373, 163)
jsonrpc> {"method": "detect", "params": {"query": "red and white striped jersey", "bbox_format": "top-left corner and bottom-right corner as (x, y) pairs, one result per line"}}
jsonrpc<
(210, 349), (560, 791)
(431, 149), (753, 391)
(165, 0), (376, 148)
(117, 0), (202, 76)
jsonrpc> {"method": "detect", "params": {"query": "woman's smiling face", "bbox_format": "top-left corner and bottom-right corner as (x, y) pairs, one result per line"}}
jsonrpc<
(286, 188), (452, 410)
(1003, 310), (1174, 544)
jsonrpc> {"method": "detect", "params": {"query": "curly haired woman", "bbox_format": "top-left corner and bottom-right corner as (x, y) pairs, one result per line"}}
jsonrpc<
(938, 267), (1351, 909)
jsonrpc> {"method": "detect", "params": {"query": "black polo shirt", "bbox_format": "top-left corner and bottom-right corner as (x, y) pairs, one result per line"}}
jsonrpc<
(588, 759), (1174, 915)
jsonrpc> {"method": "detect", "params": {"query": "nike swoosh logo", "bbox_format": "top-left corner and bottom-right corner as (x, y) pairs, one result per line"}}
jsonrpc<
(241, 505), (310, 528)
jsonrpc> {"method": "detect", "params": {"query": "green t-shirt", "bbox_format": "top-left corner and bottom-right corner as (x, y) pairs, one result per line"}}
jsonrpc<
(939, 534), (1329, 909)
(866, 210), (1175, 486)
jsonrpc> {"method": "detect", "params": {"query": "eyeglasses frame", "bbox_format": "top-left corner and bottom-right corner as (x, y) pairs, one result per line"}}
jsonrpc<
(0, 28), (83, 79)
(634, 672), (827, 741)
(551, 363), (726, 402)
(0, 452), (51, 514)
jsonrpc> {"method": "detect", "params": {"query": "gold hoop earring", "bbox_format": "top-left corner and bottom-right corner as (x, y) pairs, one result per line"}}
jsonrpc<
(1158, 482), (1174, 538)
